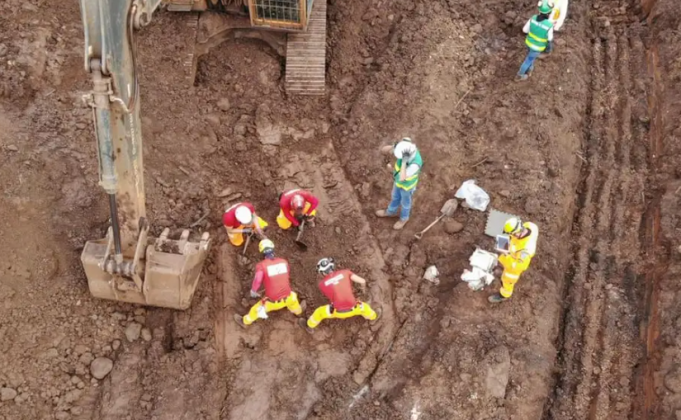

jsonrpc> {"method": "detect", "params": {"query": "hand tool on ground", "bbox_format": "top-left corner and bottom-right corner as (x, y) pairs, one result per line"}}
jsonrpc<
(414, 198), (459, 240)
(242, 231), (254, 256)
(295, 220), (308, 251)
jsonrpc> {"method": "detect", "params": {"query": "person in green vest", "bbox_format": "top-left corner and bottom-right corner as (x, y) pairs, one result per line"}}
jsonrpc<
(517, 0), (555, 81)
(376, 138), (423, 230)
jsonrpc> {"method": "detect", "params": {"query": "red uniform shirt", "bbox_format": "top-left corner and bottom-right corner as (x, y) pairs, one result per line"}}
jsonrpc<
(318, 269), (357, 311)
(279, 189), (319, 227)
(252, 257), (292, 301)
(222, 202), (256, 228)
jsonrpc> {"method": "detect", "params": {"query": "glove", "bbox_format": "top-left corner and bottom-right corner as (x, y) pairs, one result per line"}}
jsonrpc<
(250, 290), (260, 299)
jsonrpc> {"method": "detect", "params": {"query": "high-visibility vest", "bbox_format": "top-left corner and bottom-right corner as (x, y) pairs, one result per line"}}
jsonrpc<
(257, 258), (292, 301)
(501, 222), (539, 271)
(393, 151), (423, 191)
(525, 16), (553, 52)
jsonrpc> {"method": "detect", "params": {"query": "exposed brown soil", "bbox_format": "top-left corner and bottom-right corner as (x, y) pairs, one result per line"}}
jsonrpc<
(0, 0), (679, 419)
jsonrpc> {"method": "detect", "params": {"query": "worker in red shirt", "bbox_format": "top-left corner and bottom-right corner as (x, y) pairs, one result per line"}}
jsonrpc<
(234, 239), (305, 327)
(302, 258), (381, 332)
(222, 202), (268, 247)
(276, 188), (319, 230)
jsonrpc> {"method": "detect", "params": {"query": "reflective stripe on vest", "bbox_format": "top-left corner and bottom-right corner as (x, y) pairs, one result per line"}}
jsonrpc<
(393, 151), (423, 191)
(525, 16), (553, 51)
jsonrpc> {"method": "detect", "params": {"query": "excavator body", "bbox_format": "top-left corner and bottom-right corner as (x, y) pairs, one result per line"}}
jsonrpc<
(165, 0), (328, 95)
(79, 0), (211, 310)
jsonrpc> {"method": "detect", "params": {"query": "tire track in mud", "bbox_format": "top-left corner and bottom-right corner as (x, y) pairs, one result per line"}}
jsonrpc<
(544, 3), (648, 419)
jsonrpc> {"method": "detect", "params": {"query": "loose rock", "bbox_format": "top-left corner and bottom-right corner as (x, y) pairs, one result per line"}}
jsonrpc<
(217, 98), (230, 111)
(141, 328), (152, 342)
(524, 197), (541, 214)
(664, 365), (681, 393)
(484, 346), (511, 398)
(125, 322), (142, 342)
(1, 387), (17, 401)
(78, 352), (94, 366)
(90, 357), (114, 380)
(444, 219), (464, 234)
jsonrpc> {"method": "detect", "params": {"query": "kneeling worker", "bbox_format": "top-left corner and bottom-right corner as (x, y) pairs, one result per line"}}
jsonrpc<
(234, 239), (305, 327)
(277, 188), (319, 230)
(303, 258), (381, 332)
(489, 217), (539, 303)
(222, 202), (268, 247)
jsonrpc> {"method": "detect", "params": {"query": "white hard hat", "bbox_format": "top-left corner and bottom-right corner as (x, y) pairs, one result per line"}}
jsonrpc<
(235, 206), (253, 225)
(394, 138), (416, 160)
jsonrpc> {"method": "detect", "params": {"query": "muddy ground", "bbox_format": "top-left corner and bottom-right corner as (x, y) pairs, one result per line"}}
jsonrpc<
(1, 0), (680, 418)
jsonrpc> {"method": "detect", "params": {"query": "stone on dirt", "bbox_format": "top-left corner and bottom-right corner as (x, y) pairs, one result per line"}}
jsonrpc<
(255, 104), (282, 145)
(78, 352), (94, 366)
(524, 197), (541, 214)
(664, 365), (681, 393)
(484, 346), (511, 398)
(1, 387), (17, 401)
(217, 98), (230, 111)
(112, 339), (121, 351)
(125, 322), (142, 342)
(444, 219), (464, 234)
(90, 357), (113, 380)
(141, 328), (152, 342)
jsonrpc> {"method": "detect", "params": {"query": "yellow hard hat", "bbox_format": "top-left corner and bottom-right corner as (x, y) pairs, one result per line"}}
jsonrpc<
(258, 239), (275, 254)
(503, 217), (523, 235)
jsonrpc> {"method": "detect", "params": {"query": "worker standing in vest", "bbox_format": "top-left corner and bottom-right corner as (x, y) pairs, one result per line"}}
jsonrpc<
(375, 137), (423, 230)
(234, 239), (305, 327)
(302, 258), (381, 333)
(222, 202), (268, 247)
(276, 188), (319, 231)
(489, 218), (540, 303)
(517, 1), (555, 81)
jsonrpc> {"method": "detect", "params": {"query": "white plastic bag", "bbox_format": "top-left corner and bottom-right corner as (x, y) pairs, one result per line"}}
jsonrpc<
(461, 267), (495, 291)
(423, 265), (440, 285)
(257, 305), (269, 319)
(460, 248), (498, 291)
(455, 179), (490, 212)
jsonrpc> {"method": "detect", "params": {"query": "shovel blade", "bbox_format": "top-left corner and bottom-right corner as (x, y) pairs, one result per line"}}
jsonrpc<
(295, 240), (308, 251)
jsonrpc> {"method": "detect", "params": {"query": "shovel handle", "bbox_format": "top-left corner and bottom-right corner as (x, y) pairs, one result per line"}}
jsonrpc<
(414, 214), (446, 240)
(242, 232), (252, 255)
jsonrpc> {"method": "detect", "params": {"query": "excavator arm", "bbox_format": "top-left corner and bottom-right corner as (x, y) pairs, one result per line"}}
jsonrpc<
(78, 0), (211, 310)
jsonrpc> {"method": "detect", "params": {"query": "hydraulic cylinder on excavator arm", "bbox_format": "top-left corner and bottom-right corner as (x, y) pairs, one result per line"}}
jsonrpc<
(78, 0), (211, 310)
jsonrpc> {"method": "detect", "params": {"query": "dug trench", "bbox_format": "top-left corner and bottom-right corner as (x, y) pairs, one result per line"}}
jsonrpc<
(0, 0), (679, 419)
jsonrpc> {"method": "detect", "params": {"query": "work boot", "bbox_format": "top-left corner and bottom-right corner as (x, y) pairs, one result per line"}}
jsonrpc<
(393, 219), (409, 230)
(298, 318), (315, 335)
(371, 307), (383, 323)
(515, 74), (529, 82)
(233, 314), (247, 328)
(375, 209), (397, 218)
(488, 293), (508, 303)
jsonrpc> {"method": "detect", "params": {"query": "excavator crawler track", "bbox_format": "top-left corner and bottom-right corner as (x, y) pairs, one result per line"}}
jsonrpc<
(285, 0), (327, 96)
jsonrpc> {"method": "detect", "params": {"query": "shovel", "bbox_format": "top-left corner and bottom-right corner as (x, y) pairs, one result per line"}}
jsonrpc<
(295, 220), (308, 251)
(242, 231), (253, 256)
(414, 199), (459, 240)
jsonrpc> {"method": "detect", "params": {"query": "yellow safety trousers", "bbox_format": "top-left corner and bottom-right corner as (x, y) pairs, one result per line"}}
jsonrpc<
(498, 254), (532, 298)
(276, 203), (317, 230)
(228, 217), (268, 246)
(306, 302), (377, 329)
(243, 291), (302, 325)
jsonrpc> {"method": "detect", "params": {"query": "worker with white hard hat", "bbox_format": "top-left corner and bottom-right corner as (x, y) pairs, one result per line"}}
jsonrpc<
(489, 217), (539, 303)
(222, 201), (268, 247)
(376, 137), (423, 230)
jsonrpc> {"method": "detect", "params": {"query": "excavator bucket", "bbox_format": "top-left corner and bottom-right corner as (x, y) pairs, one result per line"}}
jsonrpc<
(81, 228), (211, 310)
